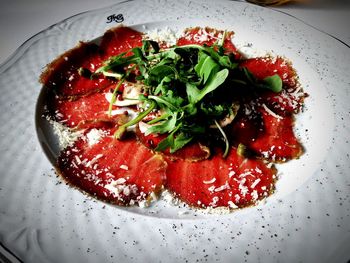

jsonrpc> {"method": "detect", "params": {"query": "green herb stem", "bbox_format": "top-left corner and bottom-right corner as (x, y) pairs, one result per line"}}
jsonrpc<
(114, 100), (157, 139)
(214, 120), (230, 158)
(218, 30), (227, 47)
(147, 113), (171, 125)
(108, 76), (126, 117)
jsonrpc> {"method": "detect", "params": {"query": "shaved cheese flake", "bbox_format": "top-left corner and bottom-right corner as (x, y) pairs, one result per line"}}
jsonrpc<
(251, 190), (259, 201)
(262, 103), (283, 120)
(214, 182), (230, 192)
(228, 170), (236, 178)
(251, 178), (261, 189)
(203, 178), (216, 184)
(119, 164), (129, 170)
(228, 201), (239, 209)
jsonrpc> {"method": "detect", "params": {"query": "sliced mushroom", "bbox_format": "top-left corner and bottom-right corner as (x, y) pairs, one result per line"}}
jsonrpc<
(114, 82), (144, 107)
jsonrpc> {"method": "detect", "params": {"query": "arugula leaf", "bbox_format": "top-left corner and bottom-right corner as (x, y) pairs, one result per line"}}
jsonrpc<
(186, 69), (229, 104)
(186, 83), (201, 104)
(154, 76), (172, 95)
(148, 65), (176, 83)
(195, 68), (229, 103)
(142, 40), (160, 55)
(154, 133), (174, 152)
(131, 47), (145, 60)
(200, 55), (220, 84)
(242, 68), (282, 93)
(154, 131), (193, 153)
(219, 56), (238, 69)
(170, 133), (193, 153)
(181, 123), (206, 134)
(147, 112), (171, 125)
(148, 89), (184, 111)
(200, 103), (227, 117)
(183, 103), (198, 116)
(262, 74), (283, 93)
(194, 52), (215, 83)
(95, 52), (129, 74)
(242, 67), (256, 84)
(146, 112), (178, 135)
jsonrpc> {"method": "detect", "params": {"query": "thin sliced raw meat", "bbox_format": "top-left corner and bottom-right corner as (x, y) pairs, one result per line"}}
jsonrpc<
(248, 107), (303, 162)
(165, 148), (276, 208)
(177, 27), (241, 58)
(40, 42), (113, 97)
(99, 26), (143, 59)
(57, 127), (167, 205)
(47, 83), (132, 128)
(240, 57), (297, 87)
(230, 108), (263, 146)
(241, 57), (306, 114)
(231, 104), (303, 162)
(136, 127), (210, 162)
(259, 89), (306, 115)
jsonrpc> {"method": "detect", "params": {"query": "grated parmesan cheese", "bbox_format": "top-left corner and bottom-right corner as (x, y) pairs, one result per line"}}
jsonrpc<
(201, 206), (231, 215)
(161, 189), (180, 207)
(232, 40), (270, 59)
(49, 118), (84, 149)
(145, 26), (178, 46)
(86, 128), (107, 146)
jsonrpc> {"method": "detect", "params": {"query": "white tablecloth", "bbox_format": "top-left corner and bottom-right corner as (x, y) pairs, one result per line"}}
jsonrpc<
(0, 0), (349, 65)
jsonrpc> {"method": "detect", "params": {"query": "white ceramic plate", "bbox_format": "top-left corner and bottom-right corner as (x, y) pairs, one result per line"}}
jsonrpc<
(1, 0), (349, 262)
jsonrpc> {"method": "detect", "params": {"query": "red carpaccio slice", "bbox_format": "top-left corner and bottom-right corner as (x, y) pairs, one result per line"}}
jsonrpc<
(165, 148), (276, 208)
(241, 57), (297, 87)
(48, 82), (131, 128)
(231, 103), (303, 162)
(40, 42), (113, 97)
(248, 107), (303, 162)
(57, 127), (167, 205)
(241, 57), (306, 114)
(228, 56), (305, 162)
(177, 27), (241, 59)
(99, 26), (143, 59)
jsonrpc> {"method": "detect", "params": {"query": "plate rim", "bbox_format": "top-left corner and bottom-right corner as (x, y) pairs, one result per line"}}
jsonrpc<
(1, 0), (349, 262)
